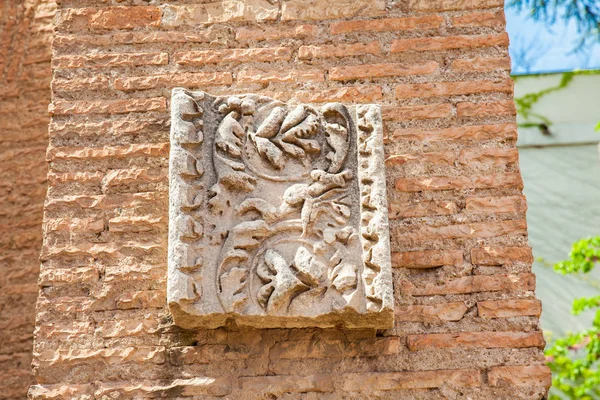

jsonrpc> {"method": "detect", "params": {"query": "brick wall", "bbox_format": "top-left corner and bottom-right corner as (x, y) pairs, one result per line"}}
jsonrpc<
(0, 1), (54, 399)
(31, 0), (551, 398)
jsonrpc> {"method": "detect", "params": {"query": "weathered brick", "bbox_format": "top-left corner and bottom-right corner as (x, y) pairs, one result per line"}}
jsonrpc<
(52, 75), (109, 92)
(330, 15), (443, 34)
(389, 200), (458, 218)
(394, 173), (523, 192)
(116, 290), (165, 310)
(102, 168), (166, 188)
(49, 98), (166, 116)
(236, 24), (319, 41)
(108, 216), (165, 233)
(44, 217), (105, 234)
(471, 246), (533, 266)
(93, 378), (233, 397)
(383, 104), (453, 121)
(342, 370), (481, 391)
(270, 338), (400, 359)
(386, 150), (456, 166)
(100, 319), (161, 338)
(396, 302), (468, 322)
(395, 79), (512, 99)
(88, 7), (161, 30)
(390, 123), (517, 142)
(410, 0), (504, 12)
(240, 375), (334, 395)
(236, 68), (324, 83)
(392, 250), (463, 268)
(39, 267), (99, 286)
(329, 61), (438, 81)
(267, 85), (383, 103)
(404, 273), (536, 296)
(161, 2), (279, 26)
(299, 42), (381, 59)
(37, 346), (166, 367)
(281, 0), (385, 21)
(452, 56), (511, 72)
(29, 384), (90, 400)
(47, 143), (169, 161)
(451, 10), (505, 27)
(173, 47), (291, 65)
(391, 33), (508, 53)
(457, 100), (516, 117)
(466, 195), (528, 214)
(488, 365), (552, 388)
(407, 331), (544, 351)
(459, 147), (519, 165)
(52, 52), (168, 69)
(115, 72), (233, 91)
(478, 299), (542, 318)
(55, 31), (216, 47)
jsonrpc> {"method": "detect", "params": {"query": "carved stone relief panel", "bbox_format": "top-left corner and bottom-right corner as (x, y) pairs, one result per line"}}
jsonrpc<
(168, 89), (393, 329)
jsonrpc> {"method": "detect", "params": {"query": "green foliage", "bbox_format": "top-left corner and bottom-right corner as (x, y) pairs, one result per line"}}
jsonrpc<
(546, 236), (600, 399)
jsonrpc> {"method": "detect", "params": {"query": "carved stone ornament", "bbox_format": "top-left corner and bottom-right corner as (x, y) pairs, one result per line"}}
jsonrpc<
(168, 89), (393, 329)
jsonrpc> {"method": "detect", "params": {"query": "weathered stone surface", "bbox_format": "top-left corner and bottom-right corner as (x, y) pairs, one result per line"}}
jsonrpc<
(168, 89), (393, 329)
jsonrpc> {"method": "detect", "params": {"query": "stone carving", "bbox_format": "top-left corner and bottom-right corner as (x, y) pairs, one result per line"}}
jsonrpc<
(168, 89), (393, 329)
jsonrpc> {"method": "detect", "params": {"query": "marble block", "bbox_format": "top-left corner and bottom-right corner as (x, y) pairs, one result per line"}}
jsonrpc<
(168, 89), (393, 329)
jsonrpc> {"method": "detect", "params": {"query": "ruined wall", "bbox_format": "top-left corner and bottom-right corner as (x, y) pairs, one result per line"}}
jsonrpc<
(31, 0), (551, 398)
(0, 1), (54, 399)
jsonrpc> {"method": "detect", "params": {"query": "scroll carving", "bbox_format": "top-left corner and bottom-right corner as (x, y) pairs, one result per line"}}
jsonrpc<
(168, 90), (393, 329)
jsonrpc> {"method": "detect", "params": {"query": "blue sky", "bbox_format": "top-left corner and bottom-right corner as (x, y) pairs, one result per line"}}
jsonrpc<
(505, 5), (600, 74)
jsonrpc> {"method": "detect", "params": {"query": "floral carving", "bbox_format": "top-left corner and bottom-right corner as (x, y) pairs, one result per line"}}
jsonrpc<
(168, 90), (393, 329)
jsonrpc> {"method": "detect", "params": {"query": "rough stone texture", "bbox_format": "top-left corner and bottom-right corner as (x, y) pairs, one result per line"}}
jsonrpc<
(0, 1), (54, 399)
(27, 0), (550, 398)
(168, 90), (393, 329)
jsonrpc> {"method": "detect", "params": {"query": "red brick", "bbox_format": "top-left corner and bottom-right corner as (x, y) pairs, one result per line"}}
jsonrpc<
(49, 98), (166, 115)
(386, 150), (456, 166)
(389, 200), (458, 218)
(478, 299), (542, 318)
(471, 246), (533, 266)
(52, 76), (109, 92)
(466, 195), (528, 214)
(44, 218), (105, 234)
(458, 147), (519, 165)
(392, 250), (463, 268)
(266, 85), (383, 103)
(404, 273), (536, 296)
(269, 338), (400, 359)
(88, 7), (161, 30)
(57, 6), (161, 31)
(452, 57), (511, 72)
(383, 104), (453, 121)
(236, 25), (319, 41)
(410, 0), (504, 12)
(161, 3), (279, 26)
(342, 370), (481, 391)
(488, 365), (552, 388)
(298, 42), (380, 59)
(394, 173), (523, 192)
(407, 331), (545, 351)
(173, 47), (291, 65)
(390, 123), (517, 142)
(457, 100), (516, 118)
(115, 72), (233, 91)
(52, 52), (168, 69)
(55, 31), (216, 47)
(46, 143), (169, 161)
(239, 375), (333, 395)
(329, 61), (438, 81)
(236, 68), (324, 84)
(451, 10), (505, 28)
(395, 79), (512, 99)
(330, 15), (443, 34)
(396, 302), (468, 322)
(281, 0), (385, 21)
(391, 33), (508, 53)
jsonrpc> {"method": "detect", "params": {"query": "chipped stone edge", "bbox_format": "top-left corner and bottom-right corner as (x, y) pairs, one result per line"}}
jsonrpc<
(355, 104), (394, 320)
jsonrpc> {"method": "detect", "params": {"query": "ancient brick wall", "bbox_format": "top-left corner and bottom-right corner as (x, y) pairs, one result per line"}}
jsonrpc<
(0, 1), (55, 399)
(31, 0), (551, 398)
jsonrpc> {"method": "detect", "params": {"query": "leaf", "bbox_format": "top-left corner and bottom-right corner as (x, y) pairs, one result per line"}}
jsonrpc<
(253, 136), (284, 169)
(330, 263), (357, 293)
(256, 106), (286, 138)
(293, 246), (324, 286)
